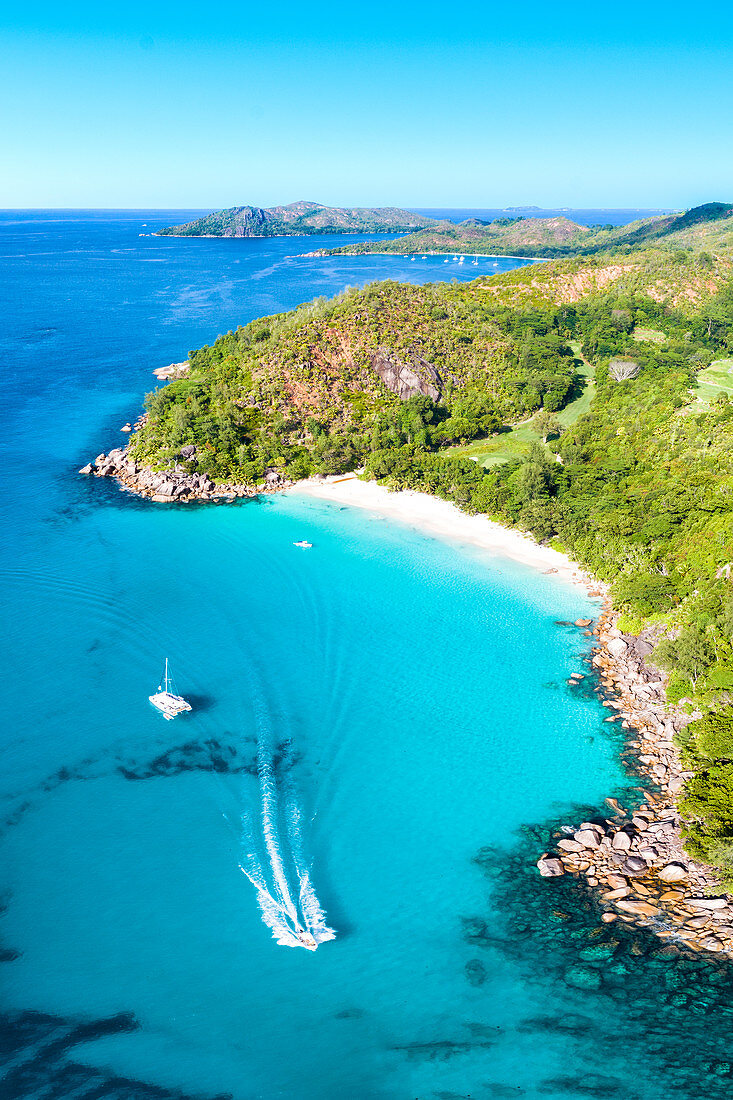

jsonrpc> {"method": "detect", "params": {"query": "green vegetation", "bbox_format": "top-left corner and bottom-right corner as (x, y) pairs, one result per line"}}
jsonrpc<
(129, 278), (581, 483)
(157, 201), (435, 238)
(323, 202), (733, 260)
(450, 340), (594, 466)
(128, 242), (733, 876)
(677, 710), (733, 882)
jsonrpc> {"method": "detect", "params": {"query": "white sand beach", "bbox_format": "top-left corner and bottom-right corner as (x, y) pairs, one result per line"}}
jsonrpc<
(290, 474), (602, 591)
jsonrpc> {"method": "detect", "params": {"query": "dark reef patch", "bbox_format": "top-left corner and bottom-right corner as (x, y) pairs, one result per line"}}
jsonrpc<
(464, 958), (488, 986)
(0, 1008), (232, 1100)
(0, 733), (294, 836)
(333, 1006), (365, 1020)
(391, 1037), (497, 1062)
(117, 738), (257, 781)
(117, 737), (299, 781)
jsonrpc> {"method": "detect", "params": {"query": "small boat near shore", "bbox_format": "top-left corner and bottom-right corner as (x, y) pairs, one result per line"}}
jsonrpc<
(293, 540), (312, 548)
(149, 658), (192, 720)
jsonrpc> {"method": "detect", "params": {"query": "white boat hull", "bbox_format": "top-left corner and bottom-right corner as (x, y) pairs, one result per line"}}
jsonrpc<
(149, 691), (192, 720)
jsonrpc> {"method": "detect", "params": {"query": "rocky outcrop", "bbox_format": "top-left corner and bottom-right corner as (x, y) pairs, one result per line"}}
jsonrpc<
(152, 361), (189, 381)
(537, 606), (733, 958)
(79, 445), (281, 502)
(371, 347), (441, 401)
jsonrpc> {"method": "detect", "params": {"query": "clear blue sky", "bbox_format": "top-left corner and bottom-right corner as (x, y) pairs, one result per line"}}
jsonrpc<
(2, 0), (732, 209)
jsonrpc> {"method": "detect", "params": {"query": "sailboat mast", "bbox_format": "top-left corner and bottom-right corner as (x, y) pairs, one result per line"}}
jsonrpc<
(165, 657), (169, 693)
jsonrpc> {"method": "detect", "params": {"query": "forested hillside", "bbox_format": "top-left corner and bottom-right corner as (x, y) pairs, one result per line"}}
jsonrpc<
(324, 202), (733, 259)
(156, 201), (435, 237)
(127, 245), (733, 873)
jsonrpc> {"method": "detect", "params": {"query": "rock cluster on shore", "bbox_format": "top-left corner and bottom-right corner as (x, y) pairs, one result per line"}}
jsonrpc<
(79, 444), (284, 502)
(538, 606), (733, 958)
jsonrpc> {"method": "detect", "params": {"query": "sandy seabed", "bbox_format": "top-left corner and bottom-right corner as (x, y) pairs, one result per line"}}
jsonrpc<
(289, 474), (598, 590)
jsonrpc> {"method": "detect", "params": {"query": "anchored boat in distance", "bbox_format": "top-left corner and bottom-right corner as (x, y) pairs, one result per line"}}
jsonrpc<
(149, 658), (192, 720)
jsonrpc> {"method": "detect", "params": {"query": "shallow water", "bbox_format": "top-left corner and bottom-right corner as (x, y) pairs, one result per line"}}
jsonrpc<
(2, 211), (731, 1100)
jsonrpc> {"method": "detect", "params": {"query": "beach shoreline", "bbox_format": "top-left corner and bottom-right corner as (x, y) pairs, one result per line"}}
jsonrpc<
(288, 473), (600, 590)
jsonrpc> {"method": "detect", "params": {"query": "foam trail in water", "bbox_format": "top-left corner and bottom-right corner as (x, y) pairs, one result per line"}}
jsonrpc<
(239, 682), (334, 950)
(258, 740), (300, 925)
(284, 762), (336, 945)
(239, 814), (301, 947)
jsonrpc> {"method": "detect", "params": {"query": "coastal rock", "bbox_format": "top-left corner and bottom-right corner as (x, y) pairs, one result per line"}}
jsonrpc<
(623, 856), (648, 874)
(557, 839), (584, 853)
(537, 856), (565, 877)
(574, 829), (601, 849)
(616, 899), (660, 917)
(79, 463), (93, 475)
(688, 898), (729, 910)
(611, 831), (631, 852)
(574, 618), (593, 627)
(601, 887), (631, 901)
(658, 863), (688, 884)
(606, 637), (628, 658)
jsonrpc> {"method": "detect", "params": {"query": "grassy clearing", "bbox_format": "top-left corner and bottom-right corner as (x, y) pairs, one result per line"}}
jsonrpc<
(632, 326), (667, 344)
(450, 340), (596, 467)
(687, 358), (733, 410)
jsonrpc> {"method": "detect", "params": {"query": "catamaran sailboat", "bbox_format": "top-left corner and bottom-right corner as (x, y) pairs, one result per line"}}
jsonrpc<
(149, 658), (192, 720)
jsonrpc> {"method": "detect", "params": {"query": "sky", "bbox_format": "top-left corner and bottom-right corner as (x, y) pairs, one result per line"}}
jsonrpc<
(2, 0), (732, 209)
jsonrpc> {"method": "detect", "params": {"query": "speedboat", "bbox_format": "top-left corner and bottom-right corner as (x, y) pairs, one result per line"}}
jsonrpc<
(149, 658), (192, 720)
(296, 929), (318, 951)
(293, 540), (312, 548)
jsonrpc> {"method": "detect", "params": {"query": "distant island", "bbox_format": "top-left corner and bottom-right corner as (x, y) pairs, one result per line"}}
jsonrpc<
(156, 201), (437, 238)
(318, 201), (733, 259)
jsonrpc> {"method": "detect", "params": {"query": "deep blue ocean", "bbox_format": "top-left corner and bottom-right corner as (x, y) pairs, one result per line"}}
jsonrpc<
(2, 211), (732, 1100)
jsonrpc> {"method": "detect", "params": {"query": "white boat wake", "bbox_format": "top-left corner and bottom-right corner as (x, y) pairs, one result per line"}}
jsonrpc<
(239, 734), (334, 951)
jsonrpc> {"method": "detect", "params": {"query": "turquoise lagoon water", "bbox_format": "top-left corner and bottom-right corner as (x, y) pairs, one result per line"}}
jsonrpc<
(2, 212), (733, 1100)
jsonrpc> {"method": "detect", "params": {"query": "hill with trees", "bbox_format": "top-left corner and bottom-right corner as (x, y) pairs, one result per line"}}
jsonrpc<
(156, 201), (436, 237)
(321, 202), (733, 259)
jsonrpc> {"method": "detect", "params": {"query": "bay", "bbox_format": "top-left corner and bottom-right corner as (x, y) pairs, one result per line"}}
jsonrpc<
(2, 211), (731, 1100)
